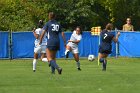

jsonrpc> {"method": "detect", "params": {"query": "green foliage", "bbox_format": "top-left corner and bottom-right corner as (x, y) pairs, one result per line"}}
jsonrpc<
(0, 0), (140, 31)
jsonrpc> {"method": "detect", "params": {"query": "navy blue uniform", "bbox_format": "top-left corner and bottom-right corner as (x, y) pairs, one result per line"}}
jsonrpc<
(99, 30), (114, 54)
(43, 20), (62, 50)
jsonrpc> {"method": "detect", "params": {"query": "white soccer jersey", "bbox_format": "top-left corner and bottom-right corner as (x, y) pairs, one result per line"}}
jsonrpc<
(69, 31), (82, 46)
(34, 28), (47, 45)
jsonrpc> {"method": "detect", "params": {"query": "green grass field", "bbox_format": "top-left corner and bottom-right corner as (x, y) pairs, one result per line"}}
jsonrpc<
(0, 58), (140, 93)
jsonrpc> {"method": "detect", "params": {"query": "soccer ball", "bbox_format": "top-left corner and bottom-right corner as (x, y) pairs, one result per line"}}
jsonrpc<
(88, 55), (95, 61)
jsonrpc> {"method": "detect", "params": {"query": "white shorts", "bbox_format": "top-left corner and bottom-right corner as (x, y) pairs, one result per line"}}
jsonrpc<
(67, 42), (79, 54)
(34, 44), (46, 54)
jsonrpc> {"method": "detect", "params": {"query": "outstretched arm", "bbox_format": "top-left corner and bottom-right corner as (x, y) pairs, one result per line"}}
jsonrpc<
(113, 32), (120, 43)
(33, 28), (39, 39)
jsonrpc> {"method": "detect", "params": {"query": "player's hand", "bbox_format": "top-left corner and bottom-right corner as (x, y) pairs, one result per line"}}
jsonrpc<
(68, 40), (72, 42)
(117, 32), (120, 36)
(39, 42), (41, 46)
(32, 27), (36, 32)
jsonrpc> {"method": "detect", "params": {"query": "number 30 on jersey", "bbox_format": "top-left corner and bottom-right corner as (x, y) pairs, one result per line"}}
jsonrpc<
(51, 24), (59, 31)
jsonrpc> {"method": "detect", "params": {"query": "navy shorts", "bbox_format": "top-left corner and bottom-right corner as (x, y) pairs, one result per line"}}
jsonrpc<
(47, 46), (60, 51)
(99, 43), (112, 54)
(47, 38), (60, 51)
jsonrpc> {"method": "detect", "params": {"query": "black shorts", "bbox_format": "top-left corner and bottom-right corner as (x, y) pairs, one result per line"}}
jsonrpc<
(99, 43), (112, 54)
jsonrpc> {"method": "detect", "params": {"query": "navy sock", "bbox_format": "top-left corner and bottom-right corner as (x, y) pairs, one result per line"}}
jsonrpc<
(103, 59), (107, 70)
(50, 60), (59, 69)
(51, 66), (55, 73)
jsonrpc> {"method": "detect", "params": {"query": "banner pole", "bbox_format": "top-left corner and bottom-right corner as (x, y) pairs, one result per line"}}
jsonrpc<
(9, 30), (12, 61)
(115, 28), (118, 58)
(98, 30), (101, 66)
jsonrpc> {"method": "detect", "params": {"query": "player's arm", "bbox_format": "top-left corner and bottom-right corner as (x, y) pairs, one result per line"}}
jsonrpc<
(39, 30), (46, 45)
(33, 28), (39, 39)
(61, 32), (66, 46)
(113, 32), (120, 43)
(68, 40), (80, 44)
(122, 25), (125, 31)
(132, 25), (134, 31)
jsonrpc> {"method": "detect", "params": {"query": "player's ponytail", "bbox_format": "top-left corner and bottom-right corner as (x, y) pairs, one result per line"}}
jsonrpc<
(38, 20), (44, 28)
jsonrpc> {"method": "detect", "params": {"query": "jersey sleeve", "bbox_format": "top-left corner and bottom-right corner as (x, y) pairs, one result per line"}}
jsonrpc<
(77, 35), (82, 41)
(35, 29), (40, 34)
(42, 22), (49, 31)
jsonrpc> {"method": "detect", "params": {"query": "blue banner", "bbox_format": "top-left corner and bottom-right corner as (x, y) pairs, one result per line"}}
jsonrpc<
(11, 32), (101, 58)
(12, 32), (35, 58)
(0, 32), (9, 58)
(119, 32), (140, 57)
(2, 31), (140, 59)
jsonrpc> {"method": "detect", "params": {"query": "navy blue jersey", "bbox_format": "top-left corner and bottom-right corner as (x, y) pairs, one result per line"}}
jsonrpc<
(99, 30), (115, 54)
(100, 30), (114, 44)
(43, 20), (62, 48)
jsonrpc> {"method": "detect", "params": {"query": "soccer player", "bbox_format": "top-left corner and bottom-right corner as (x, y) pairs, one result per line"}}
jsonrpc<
(32, 20), (48, 72)
(65, 26), (82, 71)
(39, 12), (66, 74)
(99, 23), (120, 71)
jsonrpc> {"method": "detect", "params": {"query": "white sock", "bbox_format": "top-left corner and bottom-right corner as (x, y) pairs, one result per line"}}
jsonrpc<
(33, 59), (37, 71)
(76, 61), (80, 68)
(42, 58), (48, 62)
(65, 50), (69, 55)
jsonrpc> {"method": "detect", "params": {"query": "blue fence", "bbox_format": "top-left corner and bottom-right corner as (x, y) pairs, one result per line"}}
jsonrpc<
(0, 31), (140, 59)
(0, 32), (9, 58)
(12, 32), (35, 58)
(119, 32), (140, 57)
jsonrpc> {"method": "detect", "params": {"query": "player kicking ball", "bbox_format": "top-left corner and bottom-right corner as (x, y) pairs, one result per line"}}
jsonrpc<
(32, 20), (48, 72)
(99, 23), (120, 71)
(65, 26), (82, 71)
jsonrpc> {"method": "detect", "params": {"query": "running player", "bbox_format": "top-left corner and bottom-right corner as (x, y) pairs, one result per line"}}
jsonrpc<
(65, 26), (82, 70)
(39, 12), (66, 74)
(99, 23), (120, 71)
(33, 20), (48, 72)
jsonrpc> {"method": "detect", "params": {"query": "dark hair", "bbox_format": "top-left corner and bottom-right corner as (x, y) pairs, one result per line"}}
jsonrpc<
(76, 26), (83, 34)
(38, 20), (44, 28)
(105, 23), (113, 30)
(49, 12), (56, 19)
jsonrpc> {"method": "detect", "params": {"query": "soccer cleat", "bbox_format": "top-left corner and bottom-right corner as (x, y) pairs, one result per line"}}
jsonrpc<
(51, 71), (55, 74)
(102, 68), (106, 71)
(77, 68), (81, 71)
(57, 68), (62, 75)
(33, 70), (36, 72)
